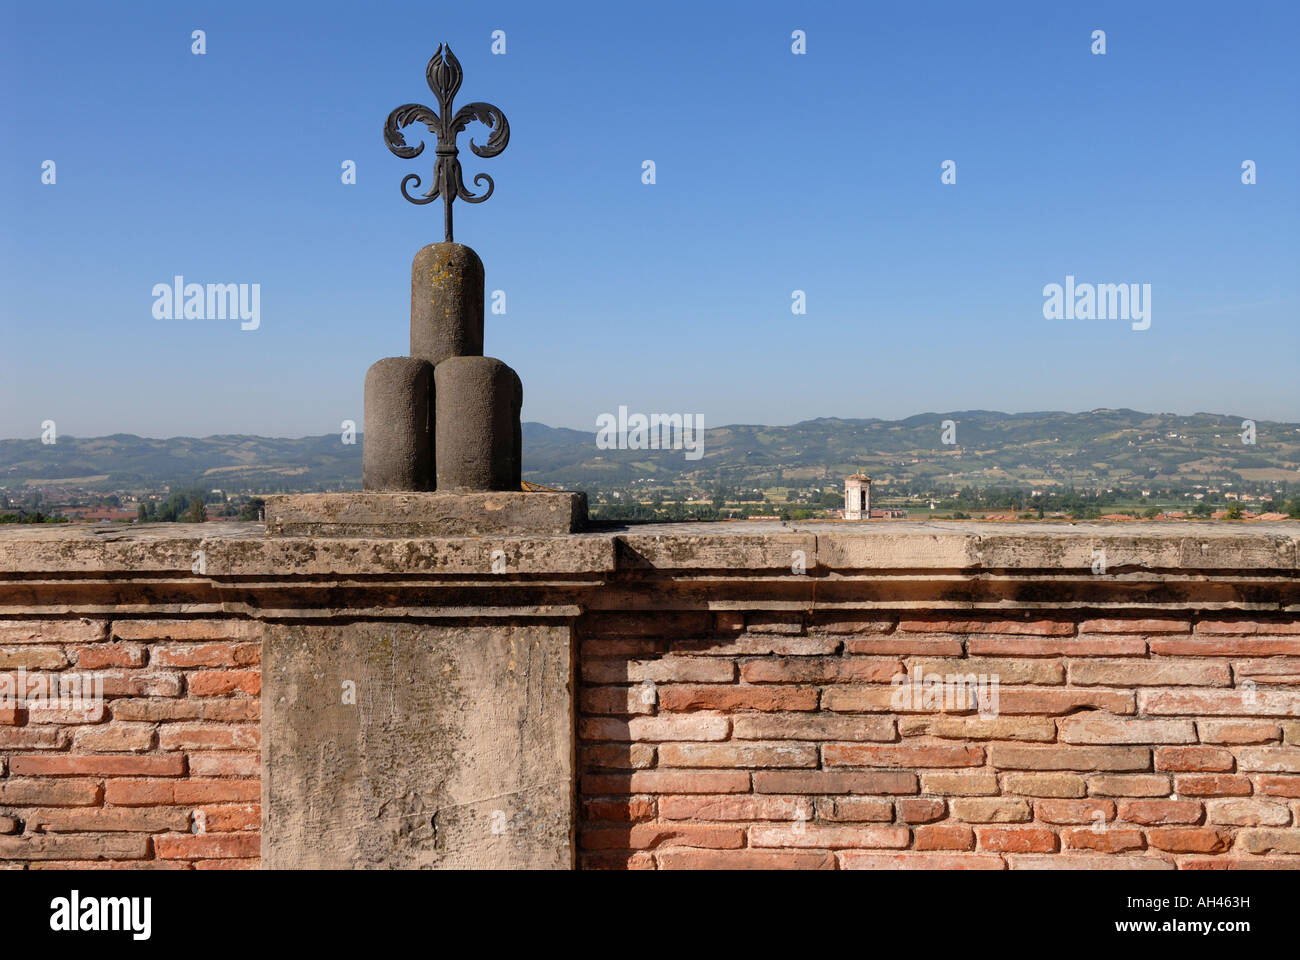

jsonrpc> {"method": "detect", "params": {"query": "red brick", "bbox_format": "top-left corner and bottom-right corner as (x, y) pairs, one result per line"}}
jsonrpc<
(1258, 775), (1300, 798)
(1086, 774), (1172, 797)
(1205, 799), (1291, 826)
(1007, 854), (1172, 870)
(71, 723), (155, 752)
(195, 805), (261, 832)
(72, 643), (146, 669)
(0, 647), (69, 669)
(580, 744), (655, 770)
(839, 851), (1004, 869)
(193, 858), (259, 870)
(152, 643), (244, 668)
(582, 771), (750, 795)
(810, 616), (896, 635)
(1174, 775), (1252, 797)
(1236, 747), (1300, 773)
(1035, 800), (1115, 825)
(744, 613), (805, 635)
(1060, 716), (1196, 745)
(749, 824), (909, 849)
(0, 779), (102, 806)
(579, 686), (654, 716)
(110, 698), (260, 722)
(1155, 747), (1235, 772)
(658, 685), (817, 712)
(846, 637), (964, 656)
(824, 743), (983, 768)
(173, 780), (260, 804)
(0, 620), (107, 644)
(186, 752), (259, 777)
(658, 849), (835, 869)
(104, 779), (176, 805)
(1195, 620), (1300, 635)
(111, 620), (261, 641)
(1067, 659), (1230, 687)
(0, 834), (151, 861)
(732, 713), (894, 741)
(22, 807), (190, 832)
(1080, 618), (1190, 634)
(1151, 637), (1300, 656)
(154, 832), (260, 859)
(658, 742), (817, 768)
(10, 754), (185, 777)
(659, 795), (810, 821)
(1003, 773), (1087, 798)
(187, 670), (260, 696)
(753, 771), (917, 795)
(581, 823), (744, 850)
(739, 658), (901, 684)
(892, 798), (945, 824)
(581, 657), (734, 684)
(1236, 828), (1300, 854)
(1146, 828), (1231, 853)
(971, 636), (1147, 656)
(815, 797), (893, 822)
(1232, 659), (1300, 684)
(951, 798), (1031, 823)
(1062, 828), (1145, 852)
(675, 636), (840, 656)
(920, 772), (999, 796)
(157, 724), (259, 751)
(1197, 721), (1283, 745)
(989, 745), (1149, 771)
(1140, 689), (1299, 719)
(1117, 800), (1204, 825)
(986, 689), (1136, 716)
(0, 727), (67, 749)
(977, 827), (1058, 853)
(581, 852), (657, 870)
(900, 619), (1074, 636)
(915, 824), (975, 850)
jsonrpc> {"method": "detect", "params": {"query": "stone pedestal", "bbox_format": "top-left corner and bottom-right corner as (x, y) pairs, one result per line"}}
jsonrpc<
(262, 621), (574, 869)
(263, 491), (587, 537)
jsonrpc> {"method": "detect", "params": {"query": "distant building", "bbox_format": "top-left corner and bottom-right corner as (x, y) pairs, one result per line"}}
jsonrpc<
(844, 473), (871, 520)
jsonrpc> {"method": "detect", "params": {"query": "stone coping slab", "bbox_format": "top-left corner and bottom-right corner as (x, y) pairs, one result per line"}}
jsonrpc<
(0, 520), (1294, 577)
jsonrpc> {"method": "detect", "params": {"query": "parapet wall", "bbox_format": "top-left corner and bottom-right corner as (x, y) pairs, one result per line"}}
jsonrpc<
(0, 521), (1296, 869)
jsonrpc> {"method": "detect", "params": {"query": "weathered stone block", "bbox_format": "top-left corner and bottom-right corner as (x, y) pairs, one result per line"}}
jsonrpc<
(263, 621), (574, 869)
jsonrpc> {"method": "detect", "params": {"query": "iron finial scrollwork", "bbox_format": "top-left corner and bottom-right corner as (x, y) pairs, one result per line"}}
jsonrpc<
(383, 44), (510, 243)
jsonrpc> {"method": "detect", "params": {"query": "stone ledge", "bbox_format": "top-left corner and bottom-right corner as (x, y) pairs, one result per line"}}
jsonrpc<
(0, 521), (1295, 577)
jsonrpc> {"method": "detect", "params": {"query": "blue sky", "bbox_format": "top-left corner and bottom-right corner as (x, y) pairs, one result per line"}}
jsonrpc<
(1, 0), (1296, 439)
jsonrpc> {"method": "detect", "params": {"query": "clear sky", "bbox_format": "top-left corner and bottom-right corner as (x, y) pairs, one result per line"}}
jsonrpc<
(1, 0), (1296, 439)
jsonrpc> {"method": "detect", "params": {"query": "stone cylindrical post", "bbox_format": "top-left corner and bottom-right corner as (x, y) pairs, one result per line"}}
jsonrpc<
(363, 357), (434, 491)
(411, 242), (484, 367)
(435, 356), (521, 491)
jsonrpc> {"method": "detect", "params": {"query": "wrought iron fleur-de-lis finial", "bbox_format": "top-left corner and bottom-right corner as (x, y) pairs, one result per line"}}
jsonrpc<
(383, 44), (510, 243)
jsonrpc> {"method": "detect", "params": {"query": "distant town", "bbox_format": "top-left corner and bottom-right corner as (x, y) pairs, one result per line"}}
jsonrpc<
(3, 476), (1297, 527)
(3, 409), (1297, 525)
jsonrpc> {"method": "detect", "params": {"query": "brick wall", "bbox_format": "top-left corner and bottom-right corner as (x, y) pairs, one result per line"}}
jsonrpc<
(577, 611), (1300, 869)
(0, 619), (261, 869)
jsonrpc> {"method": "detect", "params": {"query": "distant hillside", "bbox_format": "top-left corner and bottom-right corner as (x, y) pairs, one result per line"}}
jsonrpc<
(2, 410), (1297, 493)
